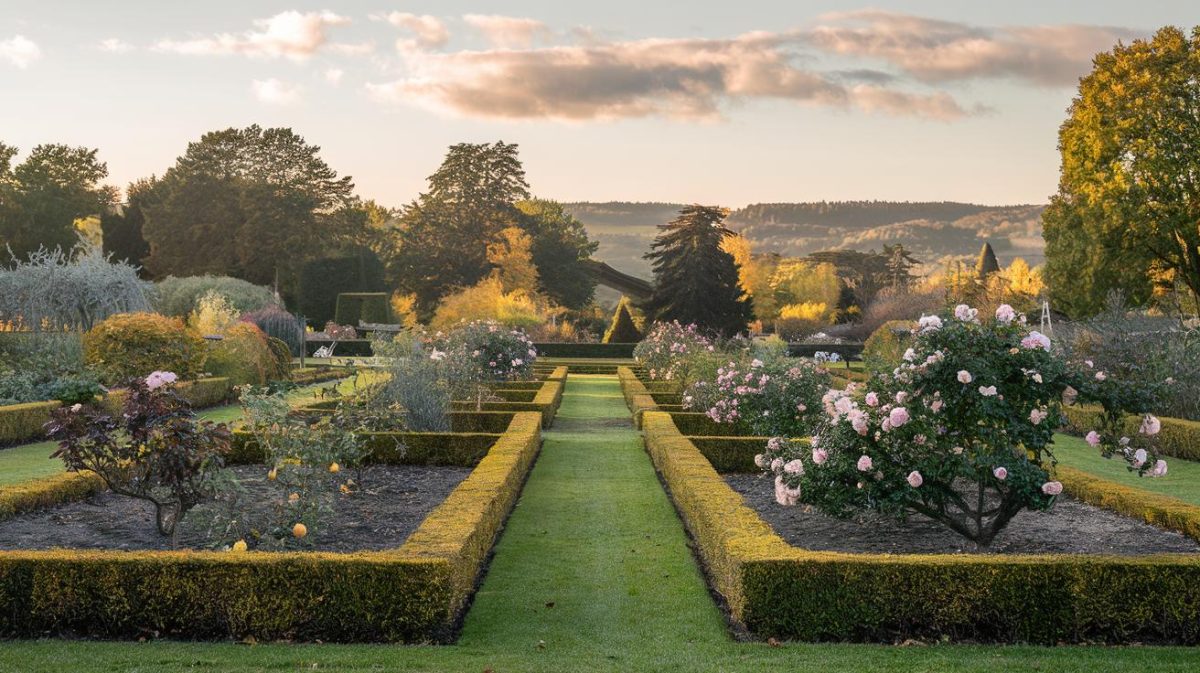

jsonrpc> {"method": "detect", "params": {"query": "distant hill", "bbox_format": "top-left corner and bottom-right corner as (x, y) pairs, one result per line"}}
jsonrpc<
(563, 201), (1046, 279)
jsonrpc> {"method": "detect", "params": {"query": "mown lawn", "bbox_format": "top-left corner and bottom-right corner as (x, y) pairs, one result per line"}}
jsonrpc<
(1, 376), (1196, 672)
(1052, 432), (1200, 506)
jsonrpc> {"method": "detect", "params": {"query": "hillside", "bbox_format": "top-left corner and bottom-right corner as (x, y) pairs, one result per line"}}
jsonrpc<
(563, 201), (1046, 278)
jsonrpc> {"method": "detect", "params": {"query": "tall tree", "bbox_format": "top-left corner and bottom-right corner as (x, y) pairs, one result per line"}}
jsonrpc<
(140, 125), (357, 286)
(394, 142), (530, 317)
(641, 205), (753, 336)
(516, 199), (598, 309)
(101, 177), (156, 270)
(0, 143), (114, 258)
(1044, 26), (1200, 316)
(975, 241), (1000, 280)
(884, 243), (920, 290)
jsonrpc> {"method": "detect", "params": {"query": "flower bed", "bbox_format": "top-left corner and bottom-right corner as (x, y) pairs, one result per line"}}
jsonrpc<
(0, 411), (543, 642)
(641, 410), (1200, 644)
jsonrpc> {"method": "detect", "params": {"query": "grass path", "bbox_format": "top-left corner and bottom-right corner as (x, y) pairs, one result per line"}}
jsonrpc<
(0, 375), (360, 487)
(1052, 432), (1200, 506)
(1, 375), (1199, 671)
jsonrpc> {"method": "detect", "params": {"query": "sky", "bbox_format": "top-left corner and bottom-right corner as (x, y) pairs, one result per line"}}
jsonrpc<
(1, 1), (1196, 208)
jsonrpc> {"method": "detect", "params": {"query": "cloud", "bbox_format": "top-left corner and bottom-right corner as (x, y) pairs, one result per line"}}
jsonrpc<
(99, 38), (134, 54)
(804, 10), (1140, 86)
(252, 78), (302, 105)
(324, 67), (344, 85)
(366, 33), (974, 122)
(1, 35), (41, 68)
(155, 10), (350, 60)
(375, 12), (449, 50)
(463, 14), (551, 49)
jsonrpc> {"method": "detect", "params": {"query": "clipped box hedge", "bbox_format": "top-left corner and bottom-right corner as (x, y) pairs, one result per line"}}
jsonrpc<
(0, 411), (543, 642)
(532, 343), (636, 359)
(1061, 405), (1200, 461)
(0, 378), (234, 448)
(642, 411), (1200, 644)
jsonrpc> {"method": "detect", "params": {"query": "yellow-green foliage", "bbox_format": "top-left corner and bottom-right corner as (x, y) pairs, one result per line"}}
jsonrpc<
(1057, 465), (1200, 541)
(431, 276), (546, 330)
(0, 472), (106, 521)
(187, 290), (240, 336)
(83, 312), (206, 384)
(617, 366), (658, 428)
(1062, 406), (1200, 461)
(204, 323), (275, 386)
(0, 412), (543, 642)
(862, 319), (915, 374)
(0, 400), (60, 446)
(641, 411), (1200, 645)
(264, 336), (293, 381)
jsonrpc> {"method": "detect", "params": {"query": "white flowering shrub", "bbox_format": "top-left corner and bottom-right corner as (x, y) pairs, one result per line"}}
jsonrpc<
(437, 320), (538, 383)
(760, 304), (1166, 547)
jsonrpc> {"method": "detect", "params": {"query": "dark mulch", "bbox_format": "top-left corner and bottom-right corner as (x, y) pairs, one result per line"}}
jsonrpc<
(724, 473), (1200, 555)
(0, 465), (471, 553)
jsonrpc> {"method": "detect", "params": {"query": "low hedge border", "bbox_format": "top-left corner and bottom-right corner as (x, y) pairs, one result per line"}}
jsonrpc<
(0, 378), (234, 448)
(0, 471), (107, 523)
(1057, 465), (1200, 542)
(1061, 405), (1200, 462)
(289, 367), (350, 386)
(617, 366), (658, 428)
(0, 411), (543, 642)
(642, 411), (1200, 644)
(533, 343), (636, 358)
(229, 430), (503, 466)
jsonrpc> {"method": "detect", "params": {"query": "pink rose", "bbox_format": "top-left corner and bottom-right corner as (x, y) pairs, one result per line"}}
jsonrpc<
(888, 407), (910, 427)
(995, 304), (1016, 324)
(812, 447), (828, 465)
(1085, 431), (1101, 447)
(957, 370), (973, 384)
(856, 455), (873, 472)
(1132, 448), (1147, 468)
(1139, 415), (1161, 436)
(1151, 460), (1168, 477)
(1029, 408), (1048, 425)
(865, 392), (880, 407)
(784, 459), (804, 475)
(978, 385), (997, 397)
(993, 466), (1007, 480)
(1041, 481), (1063, 496)
(770, 458), (784, 473)
(906, 471), (923, 488)
(754, 454), (767, 469)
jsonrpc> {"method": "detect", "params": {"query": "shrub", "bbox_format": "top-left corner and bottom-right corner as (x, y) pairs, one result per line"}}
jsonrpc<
(634, 322), (715, 384)
(187, 290), (241, 336)
(241, 306), (305, 356)
(45, 374), (232, 536)
(296, 250), (388, 327)
(774, 302), (831, 341)
(603, 297), (643, 343)
(0, 333), (92, 405)
(861, 319), (915, 374)
(264, 337), (294, 381)
(686, 354), (830, 438)
(438, 321), (538, 384)
(335, 292), (392, 326)
(430, 276), (547, 330)
(230, 388), (371, 549)
(367, 333), (452, 431)
(760, 304), (1168, 547)
(0, 245), (153, 332)
(154, 275), (278, 318)
(83, 312), (206, 384)
(204, 323), (275, 386)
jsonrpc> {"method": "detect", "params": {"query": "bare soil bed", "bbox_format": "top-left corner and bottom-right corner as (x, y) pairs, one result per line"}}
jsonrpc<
(0, 465), (471, 553)
(724, 473), (1200, 555)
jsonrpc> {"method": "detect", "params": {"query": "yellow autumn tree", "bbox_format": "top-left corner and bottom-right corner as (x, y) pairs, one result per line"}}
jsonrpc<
(487, 226), (539, 294)
(721, 234), (782, 319)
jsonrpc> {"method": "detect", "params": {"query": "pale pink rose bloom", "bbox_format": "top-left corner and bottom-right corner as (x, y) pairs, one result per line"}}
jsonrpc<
(754, 454), (767, 469)
(1063, 386), (1078, 405)
(1041, 481), (1063, 496)
(852, 417), (869, 436)
(906, 471), (923, 488)
(812, 447), (828, 465)
(784, 459), (804, 475)
(1147, 455), (1166, 477)
(993, 466), (1008, 480)
(918, 314), (943, 331)
(995, 304), (1016, 324)
(952, 446), (964, 455)
(856, 455), (873, 471)
(957, 370), (973, 384)
(1140, 415), (1161, 436)
(865, 392), (880, 407)
(930, 399), (944, 413)
(978, 385), (997, 397)
(1085, 430), (1101, 447)
(1029, 408), (1048, 425)
(895, 391), (908, 404)
(1095, 371), (1107, 382)
(70, 403), (83, 412)
(1021, 331), (1051, 352)
(953, 304), (975, 321)
(1133, 448), (1147, 468)
(888, 407), (910, 427)
(145, 370), (178, 390)
(770, 458), (784, 473)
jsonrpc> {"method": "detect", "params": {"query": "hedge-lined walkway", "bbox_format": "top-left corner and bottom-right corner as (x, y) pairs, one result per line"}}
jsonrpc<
(3, 375), (1200, 671)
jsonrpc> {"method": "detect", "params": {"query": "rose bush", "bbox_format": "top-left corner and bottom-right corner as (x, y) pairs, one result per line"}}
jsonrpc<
(685, 354), (830, 438)
(758, 303), (1166, 547)
(633, 321), (716, 385)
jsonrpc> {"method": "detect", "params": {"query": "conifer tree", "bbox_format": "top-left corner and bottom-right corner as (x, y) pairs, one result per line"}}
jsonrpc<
(641, 205), (753, 336)
(975, 241), (1001, 280)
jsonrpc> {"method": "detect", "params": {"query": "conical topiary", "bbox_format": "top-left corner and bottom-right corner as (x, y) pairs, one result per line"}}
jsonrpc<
(604, 297), (643, 343)
(975, 242), (1000, 280)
